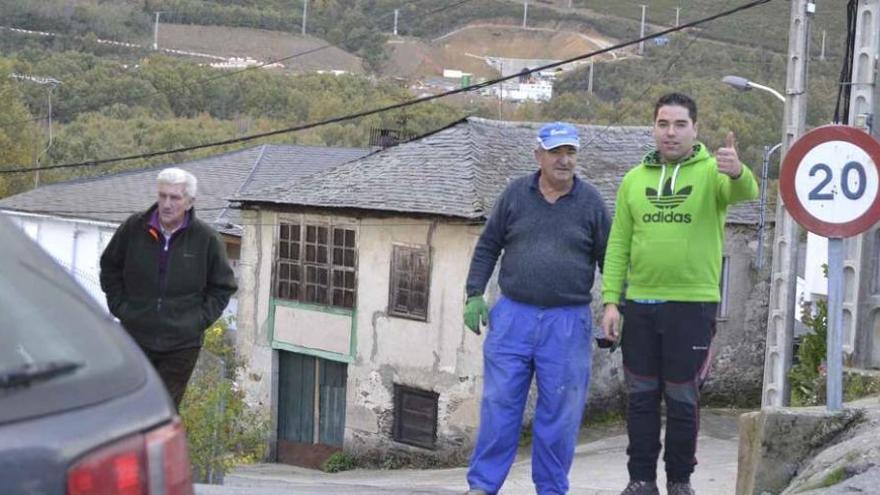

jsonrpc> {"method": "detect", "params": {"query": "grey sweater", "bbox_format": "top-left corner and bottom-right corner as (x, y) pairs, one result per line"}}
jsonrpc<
(466, 172), (611, 307)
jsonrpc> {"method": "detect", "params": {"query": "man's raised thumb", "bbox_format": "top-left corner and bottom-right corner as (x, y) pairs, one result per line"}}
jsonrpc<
(724, 131), (736, 149)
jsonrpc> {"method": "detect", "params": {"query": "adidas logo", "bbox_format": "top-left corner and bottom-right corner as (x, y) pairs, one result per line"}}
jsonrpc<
(646, 178), (692, 210)
(643, 178), (692, 224)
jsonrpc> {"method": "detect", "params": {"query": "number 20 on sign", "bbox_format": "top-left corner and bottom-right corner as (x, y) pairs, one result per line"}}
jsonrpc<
(780, 125), (880, 238)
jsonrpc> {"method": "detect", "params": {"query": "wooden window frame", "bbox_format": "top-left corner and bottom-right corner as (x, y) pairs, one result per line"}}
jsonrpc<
(392, 384), (439, 450)
(275, 220), (357, 310)
(388, 244), (431, 321)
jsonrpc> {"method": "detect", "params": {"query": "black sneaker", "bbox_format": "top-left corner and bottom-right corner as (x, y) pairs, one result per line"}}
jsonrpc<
(619, 480), (660, 495)
(666, 481), (695, 495)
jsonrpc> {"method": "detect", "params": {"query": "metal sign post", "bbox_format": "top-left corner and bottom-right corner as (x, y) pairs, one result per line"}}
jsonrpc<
(780, 125), (880, 411)
(826, 238), (843, 409)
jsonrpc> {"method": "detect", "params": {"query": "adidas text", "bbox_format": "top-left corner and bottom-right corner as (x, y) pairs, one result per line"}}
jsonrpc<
(642, 211), (692, 224)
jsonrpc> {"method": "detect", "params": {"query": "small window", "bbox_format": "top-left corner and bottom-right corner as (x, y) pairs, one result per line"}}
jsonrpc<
(718, 256), (730, 318)
(393, 385), (438, 449)
(389, 245), (430, 320)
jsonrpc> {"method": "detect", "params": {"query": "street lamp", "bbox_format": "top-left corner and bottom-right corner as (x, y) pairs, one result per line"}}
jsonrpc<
(721, 75), (785, 269)
(722, 75), (786, 103)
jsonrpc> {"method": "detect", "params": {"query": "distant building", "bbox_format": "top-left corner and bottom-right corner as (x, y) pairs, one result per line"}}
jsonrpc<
(495, 79), (553, 102)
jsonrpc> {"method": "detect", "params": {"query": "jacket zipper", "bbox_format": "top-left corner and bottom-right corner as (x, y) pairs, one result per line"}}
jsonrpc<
(157, 235), (171, 312)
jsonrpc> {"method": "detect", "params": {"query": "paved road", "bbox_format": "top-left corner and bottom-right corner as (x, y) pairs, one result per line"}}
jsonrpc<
(196, 409), (742, 495)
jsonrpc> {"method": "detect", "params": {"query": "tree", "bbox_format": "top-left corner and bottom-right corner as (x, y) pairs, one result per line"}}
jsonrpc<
(0, 60), (39, 197)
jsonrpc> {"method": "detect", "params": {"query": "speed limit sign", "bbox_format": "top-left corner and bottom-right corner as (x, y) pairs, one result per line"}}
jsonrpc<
(780, 125), (880, 238)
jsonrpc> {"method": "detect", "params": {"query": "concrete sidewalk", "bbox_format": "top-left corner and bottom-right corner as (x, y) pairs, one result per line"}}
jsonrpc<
(196, 409), (741, 495)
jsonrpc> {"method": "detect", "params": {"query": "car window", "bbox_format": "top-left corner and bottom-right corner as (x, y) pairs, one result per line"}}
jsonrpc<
(0, 217), (145, 424)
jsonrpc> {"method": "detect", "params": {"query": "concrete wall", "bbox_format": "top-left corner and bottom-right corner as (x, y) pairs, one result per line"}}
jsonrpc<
(2, 211), (117, 308)
(235, 209), (771, 461)
(703, 224), (773, 406)
(236, 208), (278, 411)
(345, 217), (481, 461)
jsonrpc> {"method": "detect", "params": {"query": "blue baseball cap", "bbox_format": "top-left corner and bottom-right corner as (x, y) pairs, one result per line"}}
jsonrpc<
(536, 122), (580, 150)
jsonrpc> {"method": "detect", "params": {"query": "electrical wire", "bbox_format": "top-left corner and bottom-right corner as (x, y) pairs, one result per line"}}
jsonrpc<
(833, 0), (858, 125)
(0, 0), (775, 176)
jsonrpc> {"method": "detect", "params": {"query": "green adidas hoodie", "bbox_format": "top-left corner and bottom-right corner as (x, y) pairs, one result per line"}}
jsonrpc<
(601, 142), (759, 304)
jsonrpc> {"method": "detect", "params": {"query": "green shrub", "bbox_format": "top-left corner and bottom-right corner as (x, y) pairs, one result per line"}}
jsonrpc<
(790, 296), (880, 406)
(180, 318), (270, 483)
(321, 452), (357, 473)
(843, 372), (880, 401)
(790, 298), (828, 406)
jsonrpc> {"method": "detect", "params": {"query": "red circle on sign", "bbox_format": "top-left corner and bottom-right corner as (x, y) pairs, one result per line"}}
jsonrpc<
(779, 125), (880, 238)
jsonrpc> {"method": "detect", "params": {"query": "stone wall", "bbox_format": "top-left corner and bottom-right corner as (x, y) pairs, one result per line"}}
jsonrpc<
(703, 224), (773, 407)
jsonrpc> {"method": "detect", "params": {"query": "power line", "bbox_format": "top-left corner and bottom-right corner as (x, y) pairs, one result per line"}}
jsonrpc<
(0, 0), (774, 176)
(0, 0), (475, 131)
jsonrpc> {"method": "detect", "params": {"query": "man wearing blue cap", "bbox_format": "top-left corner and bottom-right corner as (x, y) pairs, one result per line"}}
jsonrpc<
(463, 122), (611, 495)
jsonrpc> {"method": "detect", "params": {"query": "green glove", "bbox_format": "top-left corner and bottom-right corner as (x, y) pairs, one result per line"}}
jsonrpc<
(463, 295), (489, 335)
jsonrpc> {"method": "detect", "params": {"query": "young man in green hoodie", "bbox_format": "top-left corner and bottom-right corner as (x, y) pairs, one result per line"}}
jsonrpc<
(600, 93), (758, 495)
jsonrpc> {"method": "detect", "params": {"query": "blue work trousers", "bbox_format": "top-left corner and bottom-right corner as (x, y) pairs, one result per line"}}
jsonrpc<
(467, 296), (592, 495)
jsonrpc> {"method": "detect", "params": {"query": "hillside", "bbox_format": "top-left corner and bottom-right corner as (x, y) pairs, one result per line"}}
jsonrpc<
(383, 23), (620, 80)
(137, 24), (365, 74)
(534, 0), (846, 58)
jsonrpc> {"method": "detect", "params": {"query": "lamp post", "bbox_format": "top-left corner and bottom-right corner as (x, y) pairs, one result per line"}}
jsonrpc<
(756, 143), (782, 269)
(722, 75), (785, 269)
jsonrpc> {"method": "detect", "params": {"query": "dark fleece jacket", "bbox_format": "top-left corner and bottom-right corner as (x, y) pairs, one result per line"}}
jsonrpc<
(100, 204), (237, 352)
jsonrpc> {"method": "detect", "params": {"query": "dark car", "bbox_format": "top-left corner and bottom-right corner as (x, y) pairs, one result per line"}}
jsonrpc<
(0, 215), (194, 495)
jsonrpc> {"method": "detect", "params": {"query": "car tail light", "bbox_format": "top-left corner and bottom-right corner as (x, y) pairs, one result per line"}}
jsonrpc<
(68, 418), (194, 495)
(145, 419), (194, 495)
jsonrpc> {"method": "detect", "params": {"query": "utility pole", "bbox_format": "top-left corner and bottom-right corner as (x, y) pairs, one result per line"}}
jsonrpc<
(522, 0), (528, 28)
(587, 60), (594, 94)
(302, 0), (308, 35)
(820, 29), (827, 61)
(498, 60), (504, 119)
(10, 73), (61, 188)
(639, 5), (647, 55)
(761, 0), (814, 407)
(393, 9), (399, 36)
(152, 11), (164, 50)
(675, 7), (681, 27)
(848, 0), (880, 370)
(568, 0), (573, 8)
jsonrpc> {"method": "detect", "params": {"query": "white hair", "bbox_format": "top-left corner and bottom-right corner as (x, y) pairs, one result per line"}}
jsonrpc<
(157, 168), (197, 198)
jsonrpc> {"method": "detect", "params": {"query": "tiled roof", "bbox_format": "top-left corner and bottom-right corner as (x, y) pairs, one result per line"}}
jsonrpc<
(237, 117), (765, 224)
(0, 144), (371, 235)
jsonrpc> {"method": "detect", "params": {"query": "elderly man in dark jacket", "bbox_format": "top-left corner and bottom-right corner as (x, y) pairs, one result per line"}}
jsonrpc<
(100, 167), (237, 407)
